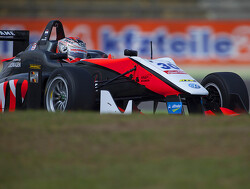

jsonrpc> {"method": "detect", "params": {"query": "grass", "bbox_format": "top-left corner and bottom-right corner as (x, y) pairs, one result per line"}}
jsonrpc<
(181, 65), (250, 80)
(0, 111), (250, 189)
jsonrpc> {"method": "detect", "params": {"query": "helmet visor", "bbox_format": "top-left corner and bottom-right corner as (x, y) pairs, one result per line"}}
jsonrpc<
(67, 48), (87, 59)
(68, 51), (87, 59)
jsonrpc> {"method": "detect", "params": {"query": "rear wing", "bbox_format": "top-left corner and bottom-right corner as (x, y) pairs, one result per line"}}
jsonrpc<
(0, 30), (29, 57)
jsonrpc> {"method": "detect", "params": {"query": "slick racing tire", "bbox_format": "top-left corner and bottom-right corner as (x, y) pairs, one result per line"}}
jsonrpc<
(44, 67), (95, 112)
(201, 72), (249, 112)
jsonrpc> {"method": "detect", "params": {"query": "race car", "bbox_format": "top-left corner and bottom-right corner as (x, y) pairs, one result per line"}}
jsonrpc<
(0, 20), (249, 115)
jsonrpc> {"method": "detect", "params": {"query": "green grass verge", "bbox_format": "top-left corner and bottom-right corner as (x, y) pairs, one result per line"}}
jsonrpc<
(0, 111), (250, 189)
(181, 66), (250, 80)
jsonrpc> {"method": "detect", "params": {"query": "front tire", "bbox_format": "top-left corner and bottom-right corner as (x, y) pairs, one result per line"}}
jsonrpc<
(44, 67), (95, 112)
(201, 72), (249, 112)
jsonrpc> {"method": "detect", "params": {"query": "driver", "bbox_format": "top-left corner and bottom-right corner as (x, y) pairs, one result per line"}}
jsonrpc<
(56, 37), (87, 63)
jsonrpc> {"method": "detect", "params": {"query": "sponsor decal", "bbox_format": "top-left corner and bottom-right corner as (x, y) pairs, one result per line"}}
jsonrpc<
(30, 71), (39, 83)
(165, 70), (186, 74)
(2, 20), (250, 64)
(29, 64), (41, 69)
(100, 26), (234, 59)
(30, 43), (37, 51)
(93, 73), (101, 91)
(0, 30), (15, 36)
(8, 58), (21, 68)
(13, 57), (21, 62)
(180, 79), (195, 82)
(44, 29), (49, 36)
(167, 102), (182, 114)
(140, 74), (152, 82)
(8, 62), (21, 68)
(188, 83), (201, 89)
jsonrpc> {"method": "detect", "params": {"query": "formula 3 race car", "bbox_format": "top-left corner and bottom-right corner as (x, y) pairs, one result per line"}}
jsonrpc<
(0, 20), (249, 115)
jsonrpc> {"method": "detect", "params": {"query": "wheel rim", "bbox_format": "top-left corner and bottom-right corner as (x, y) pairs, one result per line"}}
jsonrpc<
(46, 76), (68, 112)
(203, 83), (223, 111)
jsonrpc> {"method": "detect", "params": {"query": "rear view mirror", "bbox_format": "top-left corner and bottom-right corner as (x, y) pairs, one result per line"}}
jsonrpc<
(124, 49), (138, 57)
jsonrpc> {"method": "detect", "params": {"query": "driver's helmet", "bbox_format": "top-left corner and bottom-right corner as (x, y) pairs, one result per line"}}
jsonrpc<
(57, 37), (87, 62)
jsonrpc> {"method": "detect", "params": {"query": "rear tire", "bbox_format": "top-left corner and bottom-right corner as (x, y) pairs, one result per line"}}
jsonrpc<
(201, 72), (249, 112)
(44, 67), (95, 112)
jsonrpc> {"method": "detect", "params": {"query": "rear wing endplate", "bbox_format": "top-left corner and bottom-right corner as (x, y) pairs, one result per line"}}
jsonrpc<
(0, 30), (29, 56)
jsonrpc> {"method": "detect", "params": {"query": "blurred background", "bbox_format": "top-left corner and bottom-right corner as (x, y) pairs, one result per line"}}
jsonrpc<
(1, 0), (250, 19)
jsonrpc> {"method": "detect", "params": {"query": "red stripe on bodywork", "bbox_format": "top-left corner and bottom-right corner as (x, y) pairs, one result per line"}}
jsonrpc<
(86, 58), (180, 97)
(9, 79), (18, 112)
(1, 57), (15, 63)
(21, 80), (28, 103)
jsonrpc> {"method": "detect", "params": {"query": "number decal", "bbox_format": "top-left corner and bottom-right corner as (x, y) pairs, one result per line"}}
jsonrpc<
(156, 63), (180, 70)
(157, 63), (170, 69)
(168, 64), (180, 70)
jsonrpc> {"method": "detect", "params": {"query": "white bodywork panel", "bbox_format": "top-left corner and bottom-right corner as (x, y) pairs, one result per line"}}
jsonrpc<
(100, 90), (132, 114)
(131, 57), (208, 96)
